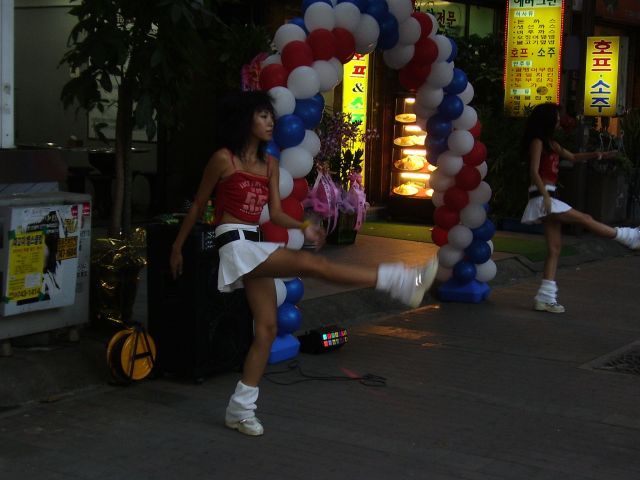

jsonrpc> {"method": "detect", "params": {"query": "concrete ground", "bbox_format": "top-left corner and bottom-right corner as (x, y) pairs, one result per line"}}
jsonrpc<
(0, 230), (639, 479)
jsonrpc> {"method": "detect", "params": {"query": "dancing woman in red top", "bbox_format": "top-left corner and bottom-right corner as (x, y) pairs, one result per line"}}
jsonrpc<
(520, 103), (639, 313)
(170, 91), (438, 436)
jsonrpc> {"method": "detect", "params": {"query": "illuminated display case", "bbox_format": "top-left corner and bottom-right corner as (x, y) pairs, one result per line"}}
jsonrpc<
(388, 95), (435, 223)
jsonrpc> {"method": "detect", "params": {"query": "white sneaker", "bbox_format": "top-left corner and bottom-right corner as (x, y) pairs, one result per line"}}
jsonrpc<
(615, 227), (640, 250)
(533, 301), (565, 313)
(390, 258), (439, 308)
(225, 416), (264, 436)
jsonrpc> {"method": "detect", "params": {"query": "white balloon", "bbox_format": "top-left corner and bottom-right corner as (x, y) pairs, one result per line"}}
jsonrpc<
(448, 225), (473, 250)
(413, 103), (435, 120)
(334, 2), (361, 33)
(261, 54), (282, 68)
(437, 151), (464, 176)
(312, 60), (340, 92)
(280, 146), (314, 179)
(275, 279), (287, 306)
(274, 24), (307, 53)
(383, 44), (414, 70)
(436, 265), (452, 282)
(431, 190), (444, 207)
(487, 240), (494, 254)
(429, 169), (455, 191)
(286, 228), (305, 250)
(259, 204), (270, 225)
(398, 16), (421, 45)
(475, 259), (497, 282)
(300, 129), (321, 157)
(477, 161), (488, 180)
(460, 203), (487, 229)
(434, 34), (452, 62)
(354, 14), (380, 54)
(328, 57), (344, 85)
(279, 167), (294, 199)
(426, 61), (454, 88)
(468, 181), (492, 204)
(438, 244), (464, 268)
(304, 2), (335, 32)
(426, 13), (439, 37)
(458, 82), (475, 105)
(287, 66), (321, 99)
(447, 130), (474, 155)
(417, 84), (444, 110)
(268, 86), (296, 119)
(452, 105), (478, 131)
(387, 0), (413, 23)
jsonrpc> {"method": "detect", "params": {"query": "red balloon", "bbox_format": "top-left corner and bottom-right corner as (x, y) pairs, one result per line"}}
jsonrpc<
(443, 186), (470, 211)
(281, 40), (314, 71)
(412, 12), (434, 38)
(455, 165), (482, 191)
(332, 27), (356, 64)
(281, 197), (304, 221)
(412, 36), (438, 66)
(469, 120), (482, 138)
(290, 177), (310, 201)
(307, 29), (337, 61)
(463, 141), (487, 167)
(399, 61), (431, 91)
(259, 63), (288, 91)
(431, 226), (449, 246)
(434, 206), (460, 230)
(260, 221), (289, 244)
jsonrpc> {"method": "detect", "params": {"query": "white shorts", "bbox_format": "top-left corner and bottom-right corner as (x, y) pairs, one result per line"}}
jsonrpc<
(520, 186), (572, 224)
(215, 223), (283, 292)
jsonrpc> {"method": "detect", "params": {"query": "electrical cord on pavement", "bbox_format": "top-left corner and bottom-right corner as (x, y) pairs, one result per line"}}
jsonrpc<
(263, 360), (386, 387)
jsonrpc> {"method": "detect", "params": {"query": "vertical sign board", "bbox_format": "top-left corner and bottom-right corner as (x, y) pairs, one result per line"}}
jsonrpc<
(342, 53), (369, 182)
(583, 36), (625, 117)
(504, 0), (565, 117)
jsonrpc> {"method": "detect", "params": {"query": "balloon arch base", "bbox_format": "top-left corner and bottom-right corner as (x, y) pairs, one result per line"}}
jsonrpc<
(438, 279), (490, 304)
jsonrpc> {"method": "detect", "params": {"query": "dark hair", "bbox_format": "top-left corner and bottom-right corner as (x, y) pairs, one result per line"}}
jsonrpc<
(521, 102), (560, 153)
(214, 90), (275, 162)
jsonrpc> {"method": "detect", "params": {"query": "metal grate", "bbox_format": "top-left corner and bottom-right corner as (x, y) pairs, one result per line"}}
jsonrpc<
(596, 348), (640, 376)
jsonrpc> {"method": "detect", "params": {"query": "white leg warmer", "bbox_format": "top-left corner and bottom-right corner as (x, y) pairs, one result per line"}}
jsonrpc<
(225, 380), (259, 422)
(534, 279), (557, 304)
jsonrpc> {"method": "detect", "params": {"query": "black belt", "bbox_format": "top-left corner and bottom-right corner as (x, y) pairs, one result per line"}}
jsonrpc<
(529, 189), (557, 199)
(215, 229), (261, 248)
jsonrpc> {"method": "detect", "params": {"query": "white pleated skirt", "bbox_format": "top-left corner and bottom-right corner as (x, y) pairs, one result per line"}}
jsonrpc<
(520, 186), (572, 224)
(215, 223), (283, 292)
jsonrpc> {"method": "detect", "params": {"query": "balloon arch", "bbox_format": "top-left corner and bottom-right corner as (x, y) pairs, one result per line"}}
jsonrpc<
(252, 0), (496, 361)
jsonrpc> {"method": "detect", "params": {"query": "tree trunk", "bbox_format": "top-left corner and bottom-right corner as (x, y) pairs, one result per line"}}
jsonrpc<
(110, 81), (133, 237)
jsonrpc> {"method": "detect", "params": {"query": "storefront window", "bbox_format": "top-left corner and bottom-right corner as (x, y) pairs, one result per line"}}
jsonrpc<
(415, 1), (466, 38)
(469, 5), (494, 37)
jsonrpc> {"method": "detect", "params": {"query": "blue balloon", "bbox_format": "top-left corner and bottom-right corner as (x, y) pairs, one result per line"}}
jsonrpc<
(302, 0), (332, 12)
(293, 98), (324, 130)
(277, 302), (302, 335)
(284, 277), (305, 304)
(437, 93), (464, 121)
(453, 261), (477, 285)
(288, 16), (308, 34)
(366, 0), (388, 23)
(483, 203), (491, 213)
(426, 135), (447, 165)
(426, 114), (452, 138)
(264, 140), (281, 160)
(378, 12), (399, 50)
(338, 0), (368, 13)
(447, 38), (458, 62)
(444, 68), (468, 95)
(472, 219), (496, 242)
(273, 114), (305, 149)
(465, 240), (492, 264)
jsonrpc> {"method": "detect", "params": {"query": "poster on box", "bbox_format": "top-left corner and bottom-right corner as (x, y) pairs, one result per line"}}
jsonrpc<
(1, 204), (81, 316)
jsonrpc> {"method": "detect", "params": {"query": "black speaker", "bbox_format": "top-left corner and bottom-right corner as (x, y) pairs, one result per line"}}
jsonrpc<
(146, 221), (253, 382)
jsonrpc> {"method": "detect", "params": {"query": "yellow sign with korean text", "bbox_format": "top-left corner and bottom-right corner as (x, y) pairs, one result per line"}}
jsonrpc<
(583, 36), (620, 117)
(7, 231), (45, 302)
(504, 0), (565, 117)
(342, 54), (369, 179)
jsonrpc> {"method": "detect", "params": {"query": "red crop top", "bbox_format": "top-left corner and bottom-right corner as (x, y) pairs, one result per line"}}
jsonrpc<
(538, 149), (559, 185)
(213, 153), (272, 225)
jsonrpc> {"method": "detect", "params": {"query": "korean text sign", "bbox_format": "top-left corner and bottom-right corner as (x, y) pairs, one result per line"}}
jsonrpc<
(504, 0), (565, 116)
(583, 36), (620, 117)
